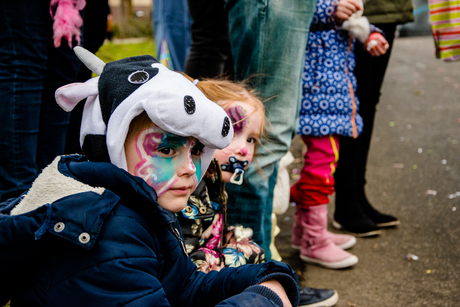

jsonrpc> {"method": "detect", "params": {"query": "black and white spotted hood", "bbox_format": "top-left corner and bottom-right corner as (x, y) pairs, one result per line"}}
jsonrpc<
(55, 47), (233, 178)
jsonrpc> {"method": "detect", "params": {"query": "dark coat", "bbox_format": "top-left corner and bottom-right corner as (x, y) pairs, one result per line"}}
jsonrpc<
(363, 0), (414, 24)
(0, 155), (298, 307)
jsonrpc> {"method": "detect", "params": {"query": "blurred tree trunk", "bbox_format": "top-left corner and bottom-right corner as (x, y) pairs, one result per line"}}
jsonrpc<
(120, 0), (133, 21)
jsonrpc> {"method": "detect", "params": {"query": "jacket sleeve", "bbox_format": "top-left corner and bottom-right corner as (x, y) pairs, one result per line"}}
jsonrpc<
(369, 24), (384, 37)
(48, 254), (171, 307)
(178, 259), (299, 307)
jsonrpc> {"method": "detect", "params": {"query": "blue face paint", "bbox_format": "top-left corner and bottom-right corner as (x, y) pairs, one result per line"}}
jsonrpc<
(134, 126), (202, 196)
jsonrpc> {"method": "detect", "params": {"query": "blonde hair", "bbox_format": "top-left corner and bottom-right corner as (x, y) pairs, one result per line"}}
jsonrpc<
(125, 111), (152, 146)
(181, 74), (267, 140)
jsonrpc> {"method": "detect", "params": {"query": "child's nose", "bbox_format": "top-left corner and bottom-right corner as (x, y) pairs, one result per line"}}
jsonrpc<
(177, 152), (197, 177)
(237, 146), (248, 156)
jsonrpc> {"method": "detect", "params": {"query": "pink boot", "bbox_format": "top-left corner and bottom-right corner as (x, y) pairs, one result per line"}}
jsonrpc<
(297, 205), (358, 269)
(292, 205), (356, 250)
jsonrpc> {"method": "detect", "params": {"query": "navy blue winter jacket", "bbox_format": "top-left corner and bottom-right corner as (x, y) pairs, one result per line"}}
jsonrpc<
(0, 155), (299, 307)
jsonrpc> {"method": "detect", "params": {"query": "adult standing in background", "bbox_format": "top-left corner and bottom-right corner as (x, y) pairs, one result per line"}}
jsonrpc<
(333, 0), (414, 236)
(0, 0), (84, 202)
(152, 0), (191, 71)
(225, 0), (316, 260)
(184, 0), (233, 79)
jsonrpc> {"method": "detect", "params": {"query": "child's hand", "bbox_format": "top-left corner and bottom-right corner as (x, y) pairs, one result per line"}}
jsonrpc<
(335, 0), (362, 24)
(259, 280), (292, 307)
(365, 33), (389, 56)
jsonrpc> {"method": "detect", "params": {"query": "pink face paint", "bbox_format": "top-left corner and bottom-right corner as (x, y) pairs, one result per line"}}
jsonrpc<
(226, 105), (247, 135)
(133, 126), (201, 196)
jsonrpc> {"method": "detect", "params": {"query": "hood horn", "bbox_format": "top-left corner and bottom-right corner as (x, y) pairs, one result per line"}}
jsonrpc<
(74, 46), (106, 76)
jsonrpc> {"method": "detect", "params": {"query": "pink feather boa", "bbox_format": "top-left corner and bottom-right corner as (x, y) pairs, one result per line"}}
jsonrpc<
(50, 0), (86, 48)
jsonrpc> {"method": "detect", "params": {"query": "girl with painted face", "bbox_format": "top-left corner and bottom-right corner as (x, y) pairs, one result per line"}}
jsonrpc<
(178, 77), (268, 272)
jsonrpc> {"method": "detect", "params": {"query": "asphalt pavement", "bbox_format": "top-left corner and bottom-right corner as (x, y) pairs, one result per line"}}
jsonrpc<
(276, 36), (460, 307)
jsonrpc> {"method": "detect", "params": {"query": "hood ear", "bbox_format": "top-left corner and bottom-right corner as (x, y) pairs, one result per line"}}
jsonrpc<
(55, 78), (99, 112)
(55, 47), (104, 112)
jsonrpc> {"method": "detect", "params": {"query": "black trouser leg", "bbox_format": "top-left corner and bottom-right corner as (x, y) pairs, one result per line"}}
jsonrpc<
(184, 0), (233, 79)
(334, 24), (398, 230)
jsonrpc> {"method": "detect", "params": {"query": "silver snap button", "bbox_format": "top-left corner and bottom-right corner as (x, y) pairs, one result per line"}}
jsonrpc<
(78, 232), (91, 244)
(54, 222), (65, 233)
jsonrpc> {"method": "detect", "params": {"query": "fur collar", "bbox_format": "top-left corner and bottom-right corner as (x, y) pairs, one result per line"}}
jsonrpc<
(11, 156), (104, 216)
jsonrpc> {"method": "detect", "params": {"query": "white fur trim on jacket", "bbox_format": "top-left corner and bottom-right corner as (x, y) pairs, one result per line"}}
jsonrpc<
(11, 156), (105, 216)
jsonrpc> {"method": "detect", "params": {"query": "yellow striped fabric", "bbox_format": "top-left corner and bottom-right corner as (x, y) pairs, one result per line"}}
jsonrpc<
(429, 0), (460, 61)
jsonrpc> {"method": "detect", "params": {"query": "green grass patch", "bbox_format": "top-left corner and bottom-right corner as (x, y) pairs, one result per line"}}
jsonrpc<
(96, 39), (156, 63)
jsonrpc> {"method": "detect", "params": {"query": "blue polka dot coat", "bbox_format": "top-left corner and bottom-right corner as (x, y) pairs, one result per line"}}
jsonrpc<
(298, 0), (364, 138)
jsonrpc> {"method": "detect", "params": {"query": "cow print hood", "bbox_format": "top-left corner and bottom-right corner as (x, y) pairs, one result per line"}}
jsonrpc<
(55, 47), (233, 179)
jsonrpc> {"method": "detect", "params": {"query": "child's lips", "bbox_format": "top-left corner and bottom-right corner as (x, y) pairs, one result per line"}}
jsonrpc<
(169, 186), (192, 195)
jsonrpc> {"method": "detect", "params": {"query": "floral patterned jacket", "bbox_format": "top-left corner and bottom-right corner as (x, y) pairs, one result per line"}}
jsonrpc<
(178, 159), (265, 272)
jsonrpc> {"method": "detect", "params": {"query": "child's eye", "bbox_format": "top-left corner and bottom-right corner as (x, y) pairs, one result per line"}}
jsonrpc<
(158, 147), (176, 156)
(247, 137), (257, 144)
(191, 142), (205, 157)
(191, 146), (203, 157)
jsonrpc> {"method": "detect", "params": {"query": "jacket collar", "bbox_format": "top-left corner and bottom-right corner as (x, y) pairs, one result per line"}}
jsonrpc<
(60, 155), (177, 225)
(7, 155), (177, 249)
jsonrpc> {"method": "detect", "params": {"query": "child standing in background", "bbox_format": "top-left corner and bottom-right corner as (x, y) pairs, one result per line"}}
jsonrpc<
(290, 0), (389, 269)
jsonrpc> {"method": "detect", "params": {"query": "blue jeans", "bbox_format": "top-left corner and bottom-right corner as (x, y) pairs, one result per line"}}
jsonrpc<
(153, 0), (192, 71)
(0, 0), (81, 201)
(225, 0), (315, 259)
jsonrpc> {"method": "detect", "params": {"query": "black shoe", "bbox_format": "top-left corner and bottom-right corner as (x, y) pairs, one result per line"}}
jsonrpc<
(334, 188), (382, 237)
(332, 217), (381, 237)
(333, 203), (381, 237)
(298, 287), (338, 307)
(359, 196), (400, 228)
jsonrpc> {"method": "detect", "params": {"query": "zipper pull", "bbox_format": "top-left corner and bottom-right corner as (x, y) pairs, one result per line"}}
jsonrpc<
(171, 225), (188, 255)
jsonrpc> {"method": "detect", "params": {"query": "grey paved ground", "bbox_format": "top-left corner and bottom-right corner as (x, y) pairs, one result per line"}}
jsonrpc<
(276, 36), (460, 306)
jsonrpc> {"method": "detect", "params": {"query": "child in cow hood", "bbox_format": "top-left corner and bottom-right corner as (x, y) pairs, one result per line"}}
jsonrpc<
(0, 47), (299, 307)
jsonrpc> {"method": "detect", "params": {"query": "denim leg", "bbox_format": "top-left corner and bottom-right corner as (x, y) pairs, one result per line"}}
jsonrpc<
(0, 0), (50, 201)
(0, 0), (80, 201)
(225, 0), (315, 259)
(153, 0), (192, 71)
(36, 39), (80, 170)
(216, 291), (282, 307)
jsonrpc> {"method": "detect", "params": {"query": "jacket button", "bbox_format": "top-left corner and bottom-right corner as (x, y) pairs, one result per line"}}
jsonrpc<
(54, 222), (65, 233)
(79, 232), (91, 244)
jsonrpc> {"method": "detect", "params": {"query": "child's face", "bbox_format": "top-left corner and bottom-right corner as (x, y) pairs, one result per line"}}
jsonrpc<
(213, 100), (263, 183)
(125, 123), (204, 212)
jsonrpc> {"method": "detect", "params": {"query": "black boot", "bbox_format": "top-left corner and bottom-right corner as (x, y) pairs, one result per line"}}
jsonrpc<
(358, 187), (399, 227)
(333, 187), (381, 237)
